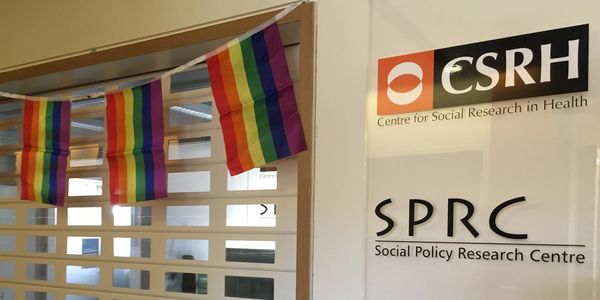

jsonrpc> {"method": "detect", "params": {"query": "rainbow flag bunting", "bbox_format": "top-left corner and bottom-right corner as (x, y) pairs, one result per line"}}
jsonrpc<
(20, 99), (71, 206)
(207, 22), (306, 176)
(105, 80), (167, 204)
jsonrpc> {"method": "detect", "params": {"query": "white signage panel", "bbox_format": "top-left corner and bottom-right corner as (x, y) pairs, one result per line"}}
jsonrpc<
(366, 1), (599, 299)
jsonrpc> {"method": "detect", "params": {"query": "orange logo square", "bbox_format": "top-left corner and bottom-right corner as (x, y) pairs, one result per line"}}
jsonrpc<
(377, 50), (434, 115)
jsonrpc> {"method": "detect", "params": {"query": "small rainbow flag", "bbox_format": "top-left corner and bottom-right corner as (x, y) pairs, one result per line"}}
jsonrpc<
(105, 80), (167, 204)
(207, 22), (306, 176)
(20, 99), (71, 206)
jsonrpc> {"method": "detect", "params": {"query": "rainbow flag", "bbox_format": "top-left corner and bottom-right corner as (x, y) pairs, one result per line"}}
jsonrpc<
(207, 22), (306, 176)
(20, 99), (71, 206)
(105, 80), (167, 204)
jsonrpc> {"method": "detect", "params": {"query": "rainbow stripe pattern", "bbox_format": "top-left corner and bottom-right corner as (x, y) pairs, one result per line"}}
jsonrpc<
(105, 80), (167, 204)
(20, 99), (71, 206)
(207, 23), (306, 176)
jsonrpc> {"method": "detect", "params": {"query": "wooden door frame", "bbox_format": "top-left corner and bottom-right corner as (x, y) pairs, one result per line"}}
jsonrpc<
(0, 3), (315, 299)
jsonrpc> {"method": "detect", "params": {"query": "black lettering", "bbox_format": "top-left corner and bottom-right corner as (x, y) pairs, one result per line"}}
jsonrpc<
(375, 245), (382, 255)
(447, 198), (479, 238)
(409, 199), (433, 236)
(375, 198), (394, 237)
(489, 196), (528, 239)
(432, 25), (588, 110)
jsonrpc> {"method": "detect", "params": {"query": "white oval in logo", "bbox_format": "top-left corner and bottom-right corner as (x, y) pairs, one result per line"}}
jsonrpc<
(387, 62), (423, 105)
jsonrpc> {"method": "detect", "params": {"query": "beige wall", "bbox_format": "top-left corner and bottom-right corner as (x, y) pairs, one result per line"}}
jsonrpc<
(0, 0), (293, 71)
(312, 0), (369, 299)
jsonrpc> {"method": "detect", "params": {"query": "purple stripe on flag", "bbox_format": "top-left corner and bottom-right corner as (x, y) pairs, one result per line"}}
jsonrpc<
(150, 81), (166, 198)
(152, 150), (167, 199)
(56, 101), (70, 205)
(150, 81), (164, 147)
(263, 23), (306, 154)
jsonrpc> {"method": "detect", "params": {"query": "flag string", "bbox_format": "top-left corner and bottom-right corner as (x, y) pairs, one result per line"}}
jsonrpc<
(0, 0), (306, 102)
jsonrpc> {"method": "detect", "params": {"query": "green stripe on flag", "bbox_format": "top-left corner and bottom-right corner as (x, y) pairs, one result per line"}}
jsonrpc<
(41, 101), (53, 204)
(240, 38), (277, 163)
(132, 86), (146, 201)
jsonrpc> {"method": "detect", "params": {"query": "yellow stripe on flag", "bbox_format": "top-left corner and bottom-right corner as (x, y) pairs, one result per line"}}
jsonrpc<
(228, 40), (265, 166)
(34, 101), (47, 202)
(122, 89), (137, 203)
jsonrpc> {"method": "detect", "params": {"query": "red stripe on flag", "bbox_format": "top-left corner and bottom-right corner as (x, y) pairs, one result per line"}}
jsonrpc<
(105, 93), (119, 204)
(20, 100), (33, 200)
(27, 101), (40, 200)
(207, 54), (244, 175)
(217, 49), (254, 172)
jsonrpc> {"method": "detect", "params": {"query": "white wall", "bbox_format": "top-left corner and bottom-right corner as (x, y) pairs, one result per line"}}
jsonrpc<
(364, 1), (600, 300)
(312, 1), (370, 299)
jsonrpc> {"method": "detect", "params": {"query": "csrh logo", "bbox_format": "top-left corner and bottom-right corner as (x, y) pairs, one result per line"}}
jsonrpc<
(378, 50), (434, 115)
(376, 25), (588, 116)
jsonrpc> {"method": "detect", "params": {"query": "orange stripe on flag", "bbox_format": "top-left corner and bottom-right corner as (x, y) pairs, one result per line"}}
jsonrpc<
(27, 102), (39, 199)
(218, 49), (254, 171)
(114, 91), (128, 203)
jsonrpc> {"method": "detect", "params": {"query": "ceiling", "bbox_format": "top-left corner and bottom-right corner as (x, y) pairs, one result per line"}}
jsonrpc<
(0, 22), (299, 98)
